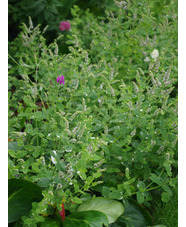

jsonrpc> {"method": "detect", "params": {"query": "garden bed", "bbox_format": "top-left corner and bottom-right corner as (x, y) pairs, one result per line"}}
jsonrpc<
(8, 1), (178, 226)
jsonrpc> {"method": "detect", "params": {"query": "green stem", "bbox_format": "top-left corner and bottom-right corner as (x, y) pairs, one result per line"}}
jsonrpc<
(144, 168), (164, 190)
(35, 56), (38, 84)
(130, 177), (177, 197)
(8, 54), (20, 66)
(107, 135), (122, 148)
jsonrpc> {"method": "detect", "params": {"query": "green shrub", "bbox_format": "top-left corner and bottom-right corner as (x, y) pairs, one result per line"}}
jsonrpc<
(8, 0), (177, 225)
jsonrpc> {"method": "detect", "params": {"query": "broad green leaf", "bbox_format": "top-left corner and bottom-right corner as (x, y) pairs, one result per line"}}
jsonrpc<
(116, 199), (152, 227)
(77, 197), (124, 224)
(109, 223), (119, 227)
(8, 178), (43, 223)
(39, 217), (61, 227)
(148, 225), (167, 227)
(64, 210), (109, 227)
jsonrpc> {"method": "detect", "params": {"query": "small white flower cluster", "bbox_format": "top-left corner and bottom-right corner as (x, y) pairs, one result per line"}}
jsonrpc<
(150, 140), (156, 146)
(115, 0), (127, 9)
(130, 129), (136, 137)
(127, 101), (133, 110)
(59, 171), (65, 178)
(144, 49), (159, 62)
(13, 132), (27, 138)
(51, 150), (57, 164)
(77, 125), (86, 139)
(56, 183), (62, 190)
(94, 159), (104, 168)
(87, 143), (93, 153)
(157, 145), (165, 154)
(150, 49), (159, 60)
(72, 122), (81, 136)
(66, 163), (74, 179)
(104, 126), (108, 135)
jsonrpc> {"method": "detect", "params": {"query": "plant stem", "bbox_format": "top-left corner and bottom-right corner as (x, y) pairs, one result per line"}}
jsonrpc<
(144, 168), (164, 190)
(8, 54), (20, 66)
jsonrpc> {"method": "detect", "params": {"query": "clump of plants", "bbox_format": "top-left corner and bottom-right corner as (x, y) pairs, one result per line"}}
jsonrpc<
(8, 0), (177, 226)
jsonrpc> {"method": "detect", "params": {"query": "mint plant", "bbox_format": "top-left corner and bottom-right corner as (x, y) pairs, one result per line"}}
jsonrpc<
(8, 0), (177, 225)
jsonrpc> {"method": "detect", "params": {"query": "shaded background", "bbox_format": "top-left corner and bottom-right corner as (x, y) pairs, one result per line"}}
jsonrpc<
(8, 0), (115, 43)
(8, 0), (173, 43)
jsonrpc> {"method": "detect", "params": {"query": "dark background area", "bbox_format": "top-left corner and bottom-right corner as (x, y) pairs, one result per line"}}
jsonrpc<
(8, 0), (115, 44)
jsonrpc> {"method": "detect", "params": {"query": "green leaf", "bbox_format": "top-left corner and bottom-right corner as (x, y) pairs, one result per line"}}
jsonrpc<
(80, 193), (92, 202)
(33, 150), (40, 158)
(137, 181), (146, 191)
(108, 223), (119, 227)
(39, 217), (61, 227)
(86, 176), (94, 184)
(117, 199), (152, 227)
(102, 187), (123, 200)
(163, 160), (172, 177)
(74, 183), (80, 192)
(148, 225), (167, 227)
(77, 197), (124, 224)
(64, 210), (109, 227)
(72, 197), (83, 204)
(93, 171), (102, 179)
(78, 171), (87, 180)
(149, 174), (163, 186)
(161, 185), (172, 197)
(8, 178), (43, 223)
(161, 192), (171, 202)
(8, 91), (12, 98)
(137, 191), (144, 204)
(37, 178), (52, 187)
(8, 149), (16, 158)
(8, 141), (19, 151)
(102, 186), (110, 196)
(16, 150), (28, 158)
(109, 189), (123, 200)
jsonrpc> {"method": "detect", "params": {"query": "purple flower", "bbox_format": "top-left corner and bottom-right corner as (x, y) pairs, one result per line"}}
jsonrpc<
(56, 75), (65, 85)
(59, 21), (71, 31)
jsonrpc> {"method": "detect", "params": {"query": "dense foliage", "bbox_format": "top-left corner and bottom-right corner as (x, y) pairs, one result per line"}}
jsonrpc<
(8, 0), (178, 226)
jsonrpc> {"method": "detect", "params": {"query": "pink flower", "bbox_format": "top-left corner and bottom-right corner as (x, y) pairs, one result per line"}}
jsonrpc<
(59, 21), (71, 31)
(56, 75), (65, 85)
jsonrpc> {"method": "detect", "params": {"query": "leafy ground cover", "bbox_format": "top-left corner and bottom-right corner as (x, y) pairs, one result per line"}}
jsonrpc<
(8, 0), (178, 226)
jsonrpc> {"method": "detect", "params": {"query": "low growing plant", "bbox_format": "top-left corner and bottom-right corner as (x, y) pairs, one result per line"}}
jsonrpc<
(8, 1), (177, 225)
